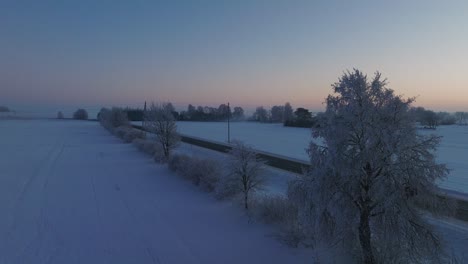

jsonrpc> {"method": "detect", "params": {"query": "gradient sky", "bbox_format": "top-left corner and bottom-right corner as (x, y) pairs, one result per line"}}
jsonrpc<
(1, 0), (468, 112)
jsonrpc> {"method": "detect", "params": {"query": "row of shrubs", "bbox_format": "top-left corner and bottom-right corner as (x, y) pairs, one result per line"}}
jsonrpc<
(169, 152), (307, 247)
(98, 110), (309, 248)
(114, 126), (146, 143)
(156, 148), (308, 247)
(98, 107), (149, 145)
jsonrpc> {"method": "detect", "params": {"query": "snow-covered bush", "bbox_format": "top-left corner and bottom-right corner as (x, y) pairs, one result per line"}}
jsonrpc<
(122, 128), (145, 143)
(132, 138), (159, 155)
(168, 154), (192, 175)
(215, 176), (242, 200)
(252, 195), (306, 247)
(218, 141), (265, 209)
(168, 154), (221, 192)
(98, 107), (129, 130)
(73, 109), (88, 120)
(114, 126), (130, 139)
(196, 159), (220, 192)
(254, 195), (296, 224)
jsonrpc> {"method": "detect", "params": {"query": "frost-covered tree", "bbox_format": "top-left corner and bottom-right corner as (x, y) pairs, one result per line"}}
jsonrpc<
(437, 112), (456, 125)
(455, 112), (467, 125)
(57, 111), (64, 119)
(98, 107), (129, 129)
(225, 141), (265, 209)
(144, 102), (180, 159)
(291, 69), (452, 263)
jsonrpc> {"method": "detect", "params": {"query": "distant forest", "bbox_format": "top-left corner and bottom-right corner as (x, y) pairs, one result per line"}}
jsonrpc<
(121, 103), (468, 129)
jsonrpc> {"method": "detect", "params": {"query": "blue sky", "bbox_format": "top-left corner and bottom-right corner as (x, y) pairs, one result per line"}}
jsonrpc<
(1, 0), (468, 111)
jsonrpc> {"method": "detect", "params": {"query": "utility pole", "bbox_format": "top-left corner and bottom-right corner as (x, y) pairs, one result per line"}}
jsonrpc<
(143, 101), (147, 128)
(227, 102), (231, 143)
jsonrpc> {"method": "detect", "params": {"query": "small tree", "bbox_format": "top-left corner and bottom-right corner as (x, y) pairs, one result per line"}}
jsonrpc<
(57, 111), (64, 119)
(225, 141), (265, 209)
(144, 102), (179, 159)
(73, 109), (88, 120)
(291, 69), (452, 263)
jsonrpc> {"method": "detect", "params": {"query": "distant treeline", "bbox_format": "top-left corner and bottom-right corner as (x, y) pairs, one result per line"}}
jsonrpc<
(178, 104), (244, 121)
(122, 103), (245, 122)
(249, 103), (468, 129)
(123, 102), (318, 128)
(249, 103), (317, 128)
(116, 104), (468, 129)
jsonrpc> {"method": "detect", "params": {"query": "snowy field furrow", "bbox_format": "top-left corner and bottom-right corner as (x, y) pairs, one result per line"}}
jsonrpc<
(170, 121), (468, 194)
(0, 120), (315, 264)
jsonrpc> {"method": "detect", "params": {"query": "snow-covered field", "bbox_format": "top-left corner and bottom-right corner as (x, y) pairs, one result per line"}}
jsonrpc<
(174, 121), (468, 194)
(0, 119), (316, 263)
(1, 119), (467, 263)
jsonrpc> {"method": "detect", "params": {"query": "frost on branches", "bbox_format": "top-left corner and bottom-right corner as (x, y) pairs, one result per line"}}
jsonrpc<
(223, 141), (265, 210)
(144, 102), (180, 159)
(290, 69), (453, 263)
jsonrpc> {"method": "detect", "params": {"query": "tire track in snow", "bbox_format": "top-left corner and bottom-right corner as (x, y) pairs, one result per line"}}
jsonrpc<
(5, 142), (66, 263)
(90, 159), (111, 264)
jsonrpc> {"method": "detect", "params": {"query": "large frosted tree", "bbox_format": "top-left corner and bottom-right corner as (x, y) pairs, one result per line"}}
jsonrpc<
(291, 70), (452, 263)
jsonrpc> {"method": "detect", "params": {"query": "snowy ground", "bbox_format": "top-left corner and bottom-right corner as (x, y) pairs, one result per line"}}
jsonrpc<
(0, 119), (316, 263)
(1, 119), (467, 263)
(173, 121), (468, 194)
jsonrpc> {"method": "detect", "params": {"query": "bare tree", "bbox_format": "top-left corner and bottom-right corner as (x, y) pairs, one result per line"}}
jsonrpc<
(225, 141), (265, 210)
(290, 69), (452, 263)
(144, 102), (179, 159)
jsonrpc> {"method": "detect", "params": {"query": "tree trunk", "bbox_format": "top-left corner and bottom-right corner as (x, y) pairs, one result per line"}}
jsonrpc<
(359, 209), (375, 264)
(163, 144), (169, 158)
(244, 192), (248, 210)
